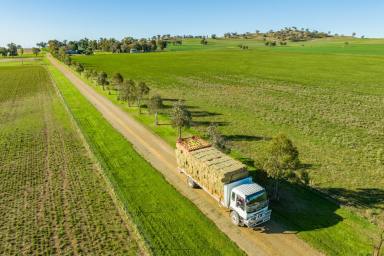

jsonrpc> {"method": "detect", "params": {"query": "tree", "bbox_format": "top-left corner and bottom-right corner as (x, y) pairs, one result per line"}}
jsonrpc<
(206, 123), (230, 153)
(90, 69), (98, 80)
(32, 47), (40, 56)
(7, 43), (18, 56)
(137, 82), (150, 114)
(171, 100), (192, 139)
(17, 45), (23, 54)
(158, 40), (167, 50)
(264, 134), (300, 200)
(0, 47), (7, 56)
(112, 72), (124, 93)
(211, 34), (217, 39)
(120, 80), (137, 106)
(84, 47), (94, 55)
(112, 73), (124, 86)
(83, 69), (92, 79)
(148, 95), (164, 125)
(75, 63), (84, 74)
(64, 55), (72, 65)
(352, 32), (356, 37)
(97, 71), (109, 90)
(36, 42), (47, 48)
(200, 38), (208, 45)
(17, 45), (23, 64)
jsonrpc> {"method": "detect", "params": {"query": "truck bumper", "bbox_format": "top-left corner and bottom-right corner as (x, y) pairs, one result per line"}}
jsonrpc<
(244, 210), (272, 227)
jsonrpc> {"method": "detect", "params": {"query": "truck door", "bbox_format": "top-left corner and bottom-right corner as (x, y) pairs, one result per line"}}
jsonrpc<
(230, 192), (246, 219)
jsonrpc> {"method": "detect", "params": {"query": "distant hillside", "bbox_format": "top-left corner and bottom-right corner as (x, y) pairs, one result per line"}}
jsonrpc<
(224, 27), (336, 42)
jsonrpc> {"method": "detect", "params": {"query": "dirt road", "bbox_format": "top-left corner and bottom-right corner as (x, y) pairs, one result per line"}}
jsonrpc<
(48, 55), (323, 256)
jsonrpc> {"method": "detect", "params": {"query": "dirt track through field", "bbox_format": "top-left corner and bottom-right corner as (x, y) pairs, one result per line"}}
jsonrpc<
(48, 55), (323, 256)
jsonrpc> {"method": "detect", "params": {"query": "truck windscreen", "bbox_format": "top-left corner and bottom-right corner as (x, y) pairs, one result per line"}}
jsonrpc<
(245, 192), (267, 213)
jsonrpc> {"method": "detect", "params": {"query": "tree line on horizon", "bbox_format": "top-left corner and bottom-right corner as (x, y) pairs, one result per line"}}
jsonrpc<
(222, 27), (357, 42)
(0, 42), (44, 57)
(46, 35), (179, 56)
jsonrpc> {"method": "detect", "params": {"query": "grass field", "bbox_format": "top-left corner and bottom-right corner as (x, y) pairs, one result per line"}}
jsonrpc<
(0, 64), (142, 255)
(72, 37), (384, 254)
(47, 61), (244, 255)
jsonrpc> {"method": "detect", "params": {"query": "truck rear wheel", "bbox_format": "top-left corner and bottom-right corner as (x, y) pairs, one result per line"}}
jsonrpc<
(187, 177), (198, 188)
(230, 211), (240, 226)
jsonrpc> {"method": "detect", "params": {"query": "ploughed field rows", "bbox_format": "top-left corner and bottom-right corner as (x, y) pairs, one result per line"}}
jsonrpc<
(0, 65), (139, 255)
(73, 48), (384, 224)
(48, 63), (244, 255)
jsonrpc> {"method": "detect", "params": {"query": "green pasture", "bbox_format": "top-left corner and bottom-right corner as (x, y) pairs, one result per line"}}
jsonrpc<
(72, 37), (384, 254)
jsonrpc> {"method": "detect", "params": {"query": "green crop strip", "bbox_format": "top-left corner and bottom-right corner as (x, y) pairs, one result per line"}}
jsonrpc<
(0, 64), (140, 255)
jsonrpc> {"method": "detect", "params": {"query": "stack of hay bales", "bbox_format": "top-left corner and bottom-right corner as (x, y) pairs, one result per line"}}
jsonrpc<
(176, 137), (248, 201)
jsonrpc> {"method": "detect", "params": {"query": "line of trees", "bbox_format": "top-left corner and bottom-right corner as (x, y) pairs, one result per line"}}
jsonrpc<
(47, 36), (172, 56)
(64, 56), (176, 131)
(0, 43), (22, 56)
(56, 50), (307, 202)
(225, 27), (333, 42)
(66, 58), (196, 142)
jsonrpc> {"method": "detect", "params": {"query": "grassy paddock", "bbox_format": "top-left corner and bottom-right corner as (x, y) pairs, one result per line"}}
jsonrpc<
(72, 37), (384, 255)
(73, 38), (384, 213)
(0, 64), (141, 255)
(47, 61), (244, 255)
(70, 61), (382, 256)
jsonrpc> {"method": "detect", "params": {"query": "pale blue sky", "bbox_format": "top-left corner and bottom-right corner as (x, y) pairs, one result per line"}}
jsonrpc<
(1, 0), (383, 47)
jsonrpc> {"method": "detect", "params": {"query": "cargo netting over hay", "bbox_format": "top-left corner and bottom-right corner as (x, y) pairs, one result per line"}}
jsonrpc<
(176, 137), (248, 201)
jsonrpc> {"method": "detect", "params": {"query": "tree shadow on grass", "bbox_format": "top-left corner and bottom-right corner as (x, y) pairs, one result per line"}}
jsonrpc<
(223, 134), (271, 142)
(191, 121), (230, 127)
(323, 188), (384, 210)
(162, 98), (180, 102)
(190, 110), (223, 118)
(261, 181), (344, 234)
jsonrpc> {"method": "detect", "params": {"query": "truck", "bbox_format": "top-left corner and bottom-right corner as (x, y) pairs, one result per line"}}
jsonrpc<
(176, 136), (271, 227)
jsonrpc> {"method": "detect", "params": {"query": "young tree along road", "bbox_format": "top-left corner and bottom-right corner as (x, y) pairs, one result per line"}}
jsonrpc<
(47, 54), (322, 256)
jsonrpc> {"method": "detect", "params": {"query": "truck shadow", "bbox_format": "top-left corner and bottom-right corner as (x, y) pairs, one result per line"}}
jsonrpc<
(249, 172), (384, 234)
(236, 160), (346, 234)
(260, 182), (344, 234)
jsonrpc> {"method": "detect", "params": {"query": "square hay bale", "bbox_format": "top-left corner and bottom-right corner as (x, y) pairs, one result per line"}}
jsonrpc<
(176, 137), (248, 200)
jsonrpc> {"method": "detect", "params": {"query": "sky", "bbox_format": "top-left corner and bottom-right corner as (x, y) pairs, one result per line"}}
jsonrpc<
(1, 0), (383, 47)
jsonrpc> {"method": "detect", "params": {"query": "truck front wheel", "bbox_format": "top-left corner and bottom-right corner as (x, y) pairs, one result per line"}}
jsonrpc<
(187, 177), (198, 188)
(230, 211), (240, 226)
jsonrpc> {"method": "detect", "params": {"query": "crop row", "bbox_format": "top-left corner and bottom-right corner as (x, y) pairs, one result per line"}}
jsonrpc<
(0, 65), (140, 255)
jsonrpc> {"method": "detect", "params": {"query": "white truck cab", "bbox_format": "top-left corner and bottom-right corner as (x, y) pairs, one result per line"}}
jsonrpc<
(226, 178), (271, 227)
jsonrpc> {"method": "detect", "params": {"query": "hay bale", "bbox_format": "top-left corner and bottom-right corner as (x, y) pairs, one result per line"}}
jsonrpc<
(176, 137), (248, 200)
